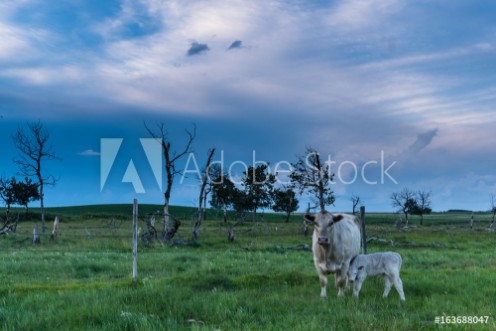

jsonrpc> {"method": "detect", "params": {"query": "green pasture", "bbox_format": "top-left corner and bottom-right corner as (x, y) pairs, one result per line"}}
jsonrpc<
(0, 205), (495, 330)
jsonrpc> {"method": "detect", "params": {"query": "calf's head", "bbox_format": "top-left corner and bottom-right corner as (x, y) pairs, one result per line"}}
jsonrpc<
(347, 255), (364, 283)
(304, 212), (344, 246)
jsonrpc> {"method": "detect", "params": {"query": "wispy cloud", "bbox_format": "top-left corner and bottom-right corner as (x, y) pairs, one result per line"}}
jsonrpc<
(78, 149), (100, 156)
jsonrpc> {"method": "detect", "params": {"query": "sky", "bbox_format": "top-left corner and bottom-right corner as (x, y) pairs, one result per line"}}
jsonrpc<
(0, 0), (495, 212)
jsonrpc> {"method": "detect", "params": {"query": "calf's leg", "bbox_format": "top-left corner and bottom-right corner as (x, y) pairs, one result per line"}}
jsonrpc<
(383, 276), (392, 298)
(392, 275), (405, 301)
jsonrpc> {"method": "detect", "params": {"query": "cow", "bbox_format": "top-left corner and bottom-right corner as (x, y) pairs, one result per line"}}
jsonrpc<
(348, 252), (405, 301)
(304, 211), (361, 298)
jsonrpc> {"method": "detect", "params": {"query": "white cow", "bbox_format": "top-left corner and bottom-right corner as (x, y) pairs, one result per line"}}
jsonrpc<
(348, 252), (405, 301)
(305, 211), (361, 298)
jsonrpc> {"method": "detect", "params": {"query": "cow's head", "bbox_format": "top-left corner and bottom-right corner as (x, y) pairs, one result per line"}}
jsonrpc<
(304, 212), (344, 246)
(347, 255), (363, 283)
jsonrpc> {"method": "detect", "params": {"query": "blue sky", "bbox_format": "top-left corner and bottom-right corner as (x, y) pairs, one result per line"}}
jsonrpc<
(1, 0), (495, 212)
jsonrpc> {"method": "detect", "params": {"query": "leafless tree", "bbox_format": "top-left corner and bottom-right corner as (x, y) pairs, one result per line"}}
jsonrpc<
(12, 121), (59, 234)
(390, 188), (417, 226)
(145, 123), (196, 241)
(415, 190), (432, 225)
(193, 148), (215, 241)
(290, 147), (334, 213)
(490, 194), (496, 226)
(351, 195), (362, 215)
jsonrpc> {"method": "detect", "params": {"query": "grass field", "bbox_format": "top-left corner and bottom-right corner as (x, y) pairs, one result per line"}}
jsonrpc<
(0, 205), (495, 330)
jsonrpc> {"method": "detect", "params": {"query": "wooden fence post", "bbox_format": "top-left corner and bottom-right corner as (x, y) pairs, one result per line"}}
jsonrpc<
(132, 199), (138, 283)
(360, 206), (367, 255)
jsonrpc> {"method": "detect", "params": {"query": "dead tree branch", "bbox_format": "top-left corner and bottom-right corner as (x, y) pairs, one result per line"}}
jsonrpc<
(145, 122), (196, 241)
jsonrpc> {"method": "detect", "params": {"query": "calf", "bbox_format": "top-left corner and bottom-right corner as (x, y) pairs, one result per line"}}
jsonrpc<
(348, 252), (405, 301)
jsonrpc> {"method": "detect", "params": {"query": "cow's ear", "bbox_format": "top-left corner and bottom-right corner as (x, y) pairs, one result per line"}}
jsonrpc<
(304, 214), (316, 224)
(332, 214), (344, 223)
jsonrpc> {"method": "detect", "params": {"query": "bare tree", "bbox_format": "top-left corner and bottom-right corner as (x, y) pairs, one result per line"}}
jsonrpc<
(390, 188), (416, 226)
(490, 194), (496, 227)
(193, 148), (215, 241)
(290, 147), (335, 212)
(351, 195), (362, 215)
(146, 123), (195, 241)
(13, 121), (59, 234)
(413, 190), (432, 225)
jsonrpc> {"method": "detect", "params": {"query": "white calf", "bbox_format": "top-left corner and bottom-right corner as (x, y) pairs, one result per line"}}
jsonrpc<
(348, 252), (405, 301)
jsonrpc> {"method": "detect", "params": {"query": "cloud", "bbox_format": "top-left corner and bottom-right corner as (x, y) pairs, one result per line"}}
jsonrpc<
(228, 40), (242, 50)
(187, 42), (210, 56)
(78, 149), (100, 156)
(406, 129), (438, 154)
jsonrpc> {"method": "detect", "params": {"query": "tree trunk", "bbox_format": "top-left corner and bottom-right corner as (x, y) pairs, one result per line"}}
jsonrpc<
(193, 209), (201, 241)
(163, 201), (170, 240)
(252, 207), (256, 222)
(223, 202), (227, 223)
(202, 193), (207, 221)
(193, 148), (215, 241)
(318, 187), (325, 212)
(132, 199), (138, 283)
(40, 183), (45, 234)
(33, 225), (40, 244)
(228, 225), (235, 242)
(36, 164), (46, 234)
(315, 153), (326, 212)
(404, 212), (409, 226)
(285, 211), (290, 223)
(420, 214), (424, 225)
(50, 216), (59, 241)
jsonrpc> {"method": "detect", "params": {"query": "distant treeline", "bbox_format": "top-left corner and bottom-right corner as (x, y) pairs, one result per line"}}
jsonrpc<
(444, 209), (488, 213)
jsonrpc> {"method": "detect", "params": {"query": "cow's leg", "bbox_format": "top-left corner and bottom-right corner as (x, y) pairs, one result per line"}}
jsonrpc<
(392, 275), (405, 301)
(383, 276), (392, 298)
(336, 268), (347, 297)
(319, 273), (328, 298)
